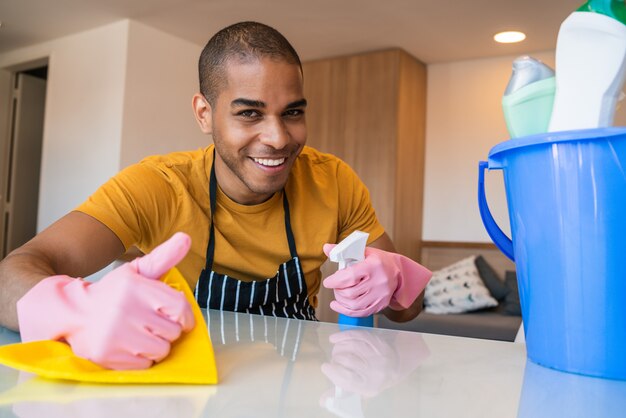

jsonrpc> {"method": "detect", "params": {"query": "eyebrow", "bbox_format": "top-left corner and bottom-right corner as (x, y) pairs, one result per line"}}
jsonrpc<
(230, 98), (308, 109)
(231, 98), (265, 108)
(285, 99), (308, 109)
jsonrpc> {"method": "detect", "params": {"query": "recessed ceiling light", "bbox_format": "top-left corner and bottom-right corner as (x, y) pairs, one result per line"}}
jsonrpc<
(494, 31), (526, 43)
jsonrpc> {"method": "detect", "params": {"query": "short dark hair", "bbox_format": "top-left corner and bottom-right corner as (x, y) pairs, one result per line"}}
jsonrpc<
(199, 21), (302, 106)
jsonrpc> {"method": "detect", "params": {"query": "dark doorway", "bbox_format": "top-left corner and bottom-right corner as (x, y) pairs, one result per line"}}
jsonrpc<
(1, 65), (48, 258)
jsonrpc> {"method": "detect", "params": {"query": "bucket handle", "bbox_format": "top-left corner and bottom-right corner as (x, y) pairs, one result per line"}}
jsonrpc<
(478, 161), (515, 261)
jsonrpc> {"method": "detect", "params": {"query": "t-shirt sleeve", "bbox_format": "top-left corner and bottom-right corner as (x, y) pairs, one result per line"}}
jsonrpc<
(336, 160), (385, 245)
(74, 161), (179, 251)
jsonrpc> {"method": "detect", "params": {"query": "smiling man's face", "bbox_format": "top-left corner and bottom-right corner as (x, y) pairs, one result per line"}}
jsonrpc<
(202, 57), (307, 205)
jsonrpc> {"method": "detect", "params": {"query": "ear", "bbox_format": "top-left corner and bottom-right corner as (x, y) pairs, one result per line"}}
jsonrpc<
(192, 93), (213, 134)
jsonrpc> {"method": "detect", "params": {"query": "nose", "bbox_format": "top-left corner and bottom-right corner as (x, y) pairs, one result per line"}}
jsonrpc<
(258, 117), (289, 149)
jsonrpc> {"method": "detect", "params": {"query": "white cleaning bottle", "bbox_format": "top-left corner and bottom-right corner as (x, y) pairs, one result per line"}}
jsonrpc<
(549, 0), (626, 131)
(328, 230), (372, 327)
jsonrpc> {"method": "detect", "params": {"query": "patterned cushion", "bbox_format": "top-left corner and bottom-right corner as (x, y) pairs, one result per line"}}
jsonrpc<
(424, 256), (498, 314)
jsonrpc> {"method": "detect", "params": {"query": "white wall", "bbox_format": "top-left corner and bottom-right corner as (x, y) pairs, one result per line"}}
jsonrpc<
(423, 51), (555, 242)
(0, 20), (210, 279)
(0, 21), (130, 231)
(120, 21), (209, 169)
(0, 20), (210, 234)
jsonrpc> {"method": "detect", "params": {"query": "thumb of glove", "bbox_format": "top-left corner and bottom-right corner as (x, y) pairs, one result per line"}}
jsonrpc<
(131, 232), (191, 280)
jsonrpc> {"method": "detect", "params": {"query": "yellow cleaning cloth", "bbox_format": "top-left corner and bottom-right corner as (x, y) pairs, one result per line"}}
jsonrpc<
(0, 268), (217, 384)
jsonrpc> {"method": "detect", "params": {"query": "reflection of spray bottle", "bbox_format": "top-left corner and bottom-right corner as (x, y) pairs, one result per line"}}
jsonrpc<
(328, 231), (373, 328)
(548, 0), (626, 131)
(323, 390), (364, 418)
(502, 56), (555, 138)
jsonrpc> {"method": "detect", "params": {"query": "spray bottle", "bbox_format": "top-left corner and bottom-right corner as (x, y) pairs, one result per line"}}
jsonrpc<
(328, 230), (373, 328)
(548, 0), (626, 131)
(502, 56), (556, 138)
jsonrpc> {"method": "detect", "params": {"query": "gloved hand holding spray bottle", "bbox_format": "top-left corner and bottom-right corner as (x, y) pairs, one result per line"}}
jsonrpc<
(327, 231), (373, 327)
(324, 231), (432, 328)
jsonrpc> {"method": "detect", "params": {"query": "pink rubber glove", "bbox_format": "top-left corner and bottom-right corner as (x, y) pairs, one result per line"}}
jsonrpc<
(17, 232), (195, 370)
(322, 245), (432, 317)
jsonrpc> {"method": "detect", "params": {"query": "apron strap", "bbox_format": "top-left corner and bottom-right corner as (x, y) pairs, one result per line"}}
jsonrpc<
(205, 154), (218, 272)
(282, 190), (298, 260)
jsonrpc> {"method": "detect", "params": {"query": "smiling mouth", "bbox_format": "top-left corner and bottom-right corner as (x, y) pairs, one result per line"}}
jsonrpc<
(252, 157), (286, 167)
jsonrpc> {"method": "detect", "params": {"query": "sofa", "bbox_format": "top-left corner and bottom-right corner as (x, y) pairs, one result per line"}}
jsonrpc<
(376, 242), (522, 342)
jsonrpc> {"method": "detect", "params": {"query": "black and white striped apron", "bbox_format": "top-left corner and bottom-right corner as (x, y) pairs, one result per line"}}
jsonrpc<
(194, 158), (317, 321)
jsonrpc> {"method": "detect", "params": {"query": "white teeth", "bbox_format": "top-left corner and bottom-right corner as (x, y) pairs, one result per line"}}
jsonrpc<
(253, 157), (285, 167)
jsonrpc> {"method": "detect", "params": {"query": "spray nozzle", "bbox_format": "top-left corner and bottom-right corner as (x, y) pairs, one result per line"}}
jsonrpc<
(329, 231), (369, 270)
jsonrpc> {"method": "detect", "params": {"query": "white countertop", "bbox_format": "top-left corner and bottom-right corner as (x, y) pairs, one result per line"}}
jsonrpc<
(1, 310), (625, 417)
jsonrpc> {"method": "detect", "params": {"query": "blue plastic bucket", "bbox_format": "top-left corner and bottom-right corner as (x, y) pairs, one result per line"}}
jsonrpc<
(478, 127), (626, 380)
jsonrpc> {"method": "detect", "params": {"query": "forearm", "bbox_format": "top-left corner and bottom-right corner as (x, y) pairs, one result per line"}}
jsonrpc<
(382, 290), (424, 323)
(0, 247), (57, 331)
(0, 212), (130, 332)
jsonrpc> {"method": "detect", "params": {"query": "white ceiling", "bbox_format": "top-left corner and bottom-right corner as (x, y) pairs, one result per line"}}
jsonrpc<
(0, 0), (582, 63)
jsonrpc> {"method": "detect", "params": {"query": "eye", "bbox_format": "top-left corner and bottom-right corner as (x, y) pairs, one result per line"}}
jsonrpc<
(283, 109), (305, 119)
(236, 109), (262, 119)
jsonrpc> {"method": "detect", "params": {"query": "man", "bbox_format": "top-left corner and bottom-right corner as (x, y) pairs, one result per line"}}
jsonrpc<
(0, 22), (431, 370)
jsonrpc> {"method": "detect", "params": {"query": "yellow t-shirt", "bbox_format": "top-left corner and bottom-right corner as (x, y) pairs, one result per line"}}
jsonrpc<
(76, 145), (385, 306)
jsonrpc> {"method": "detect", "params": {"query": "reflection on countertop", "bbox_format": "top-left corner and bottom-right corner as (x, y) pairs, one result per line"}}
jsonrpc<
(2, 310), (624, 417)
(320, 328), (429, 417)
(3, 373), (214, 418)
(518, 360), (626, 418)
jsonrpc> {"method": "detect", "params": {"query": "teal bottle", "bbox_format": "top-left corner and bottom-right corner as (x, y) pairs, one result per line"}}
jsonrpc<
(577, 0), (626, 24)
(502, 56), (555, 138)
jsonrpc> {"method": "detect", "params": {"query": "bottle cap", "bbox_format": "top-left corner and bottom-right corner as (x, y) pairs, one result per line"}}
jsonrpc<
(504, 56), (555, 96)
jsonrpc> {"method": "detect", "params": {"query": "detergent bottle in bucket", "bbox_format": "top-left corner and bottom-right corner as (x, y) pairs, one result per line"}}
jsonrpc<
(478, 0), (626, 379)
(549, 0), (626, 131)
(479, 127), (626, 379)
(502, 56), (555, 139)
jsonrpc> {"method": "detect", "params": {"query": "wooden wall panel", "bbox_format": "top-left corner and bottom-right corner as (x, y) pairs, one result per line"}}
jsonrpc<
(395, 52), (427, 261)
(303, 50), (399, 233)
(302, 59), (347, 154)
